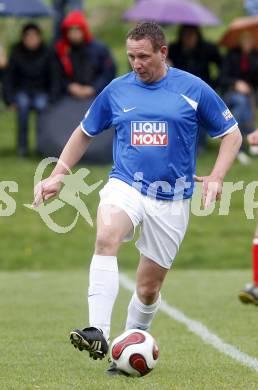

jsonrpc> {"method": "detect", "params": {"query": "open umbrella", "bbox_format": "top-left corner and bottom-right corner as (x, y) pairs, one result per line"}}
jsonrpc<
(123, 0), (221, 26)
(220, 15), (258, 50)
(0, 0), (52, 17)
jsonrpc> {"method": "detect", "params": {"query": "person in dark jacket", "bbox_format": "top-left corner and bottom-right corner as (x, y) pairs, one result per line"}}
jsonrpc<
(55, 11), (116, 99)
(220, 32), (258, 164)
(168, 25), (221, 88)
(4, 23), (56, 157)
(168, 25), (222, 153)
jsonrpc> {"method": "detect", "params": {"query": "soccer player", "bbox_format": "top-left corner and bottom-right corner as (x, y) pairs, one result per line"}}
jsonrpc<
(239, 129), (258, 305)
(33, 22), (242, 375)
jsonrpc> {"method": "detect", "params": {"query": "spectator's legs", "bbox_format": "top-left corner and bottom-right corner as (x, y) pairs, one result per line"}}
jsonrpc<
(225, 91), (255, 151)
(15, 92), (31, 157)
(197, 126), (207, 155)
(32, 93), (48, 154)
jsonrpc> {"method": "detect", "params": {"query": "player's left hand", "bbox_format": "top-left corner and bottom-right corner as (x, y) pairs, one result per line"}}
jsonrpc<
(194, 175), (222, 209)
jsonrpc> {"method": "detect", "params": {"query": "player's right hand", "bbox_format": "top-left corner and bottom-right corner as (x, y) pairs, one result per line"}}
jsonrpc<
(32, 174), (64, 208)
(194, 174), (222, 209)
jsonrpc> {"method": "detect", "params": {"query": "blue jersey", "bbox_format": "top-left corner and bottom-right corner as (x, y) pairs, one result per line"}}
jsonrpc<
(81, 67), (237, 200)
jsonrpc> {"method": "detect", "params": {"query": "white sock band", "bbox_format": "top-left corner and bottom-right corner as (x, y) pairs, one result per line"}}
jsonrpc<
(88, 254), (119, 340)
(125, 291), (161, 331)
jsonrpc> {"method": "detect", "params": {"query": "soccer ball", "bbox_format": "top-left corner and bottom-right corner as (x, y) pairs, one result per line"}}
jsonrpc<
(110, 329), (159, 377)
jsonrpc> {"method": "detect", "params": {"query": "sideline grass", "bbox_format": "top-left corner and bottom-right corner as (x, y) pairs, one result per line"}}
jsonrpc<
(1, 269), (258, 390)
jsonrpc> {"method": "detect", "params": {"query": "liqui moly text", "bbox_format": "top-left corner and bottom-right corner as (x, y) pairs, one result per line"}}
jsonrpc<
(131, 121), (168, 146)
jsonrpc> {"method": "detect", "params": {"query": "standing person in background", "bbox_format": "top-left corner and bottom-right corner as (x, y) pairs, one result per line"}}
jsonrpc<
(53, 0), (83, 42)
(55, 11), (116, 100)
(0, 44), (7, 107)
(0, 45), (7, 70)
(3, 23), (56, 157)
(168, 25), (222, 154)
(168, 25), (221, 88)
(220, 32), (258, 165)
(239, 128), (258, 305)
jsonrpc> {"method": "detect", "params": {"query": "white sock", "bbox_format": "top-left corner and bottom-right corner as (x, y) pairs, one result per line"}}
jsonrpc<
(125, 291), (161, 331)
(88, 255), (119, 340)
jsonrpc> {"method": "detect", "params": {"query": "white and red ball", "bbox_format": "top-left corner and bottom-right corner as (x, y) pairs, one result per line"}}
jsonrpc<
(110, 329), (159, 377)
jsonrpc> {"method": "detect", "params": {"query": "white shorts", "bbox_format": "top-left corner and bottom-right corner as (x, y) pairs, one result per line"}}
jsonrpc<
(99, 178), (190, 269)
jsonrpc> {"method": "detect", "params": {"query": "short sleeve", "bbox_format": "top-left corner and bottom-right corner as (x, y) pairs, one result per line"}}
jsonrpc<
(197, 81), (238, 138)
(80, 86), (113, 137)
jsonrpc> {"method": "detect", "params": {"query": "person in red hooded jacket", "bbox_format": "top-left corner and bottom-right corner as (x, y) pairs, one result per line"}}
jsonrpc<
(55, 11), (116, 99)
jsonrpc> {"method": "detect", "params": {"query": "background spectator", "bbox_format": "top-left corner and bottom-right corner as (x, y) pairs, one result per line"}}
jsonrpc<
(0, 44), (8, 107)
(220, 31), (258, 164)
(53, 0), (83, 42)
(3, 23), (56, 157)
(55, 11), (116, 99)
(168, 25), (221, 153)
(168, 25), (221, 88)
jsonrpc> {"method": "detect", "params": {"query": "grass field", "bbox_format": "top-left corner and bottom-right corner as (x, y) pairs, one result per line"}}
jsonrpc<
(1, 270), (258, 390)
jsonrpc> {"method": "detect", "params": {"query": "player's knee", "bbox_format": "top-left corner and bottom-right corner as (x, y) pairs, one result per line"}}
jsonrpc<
(137, 283), (160, 305)
(95, 230), (121, 255)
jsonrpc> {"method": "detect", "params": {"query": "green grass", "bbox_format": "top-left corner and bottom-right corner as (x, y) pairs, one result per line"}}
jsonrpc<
(1, 269), (258, 390)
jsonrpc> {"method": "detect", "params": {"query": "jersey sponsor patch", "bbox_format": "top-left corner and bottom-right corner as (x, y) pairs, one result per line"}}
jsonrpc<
(222, 108), (233, 121)
(131, 121), (168, 146)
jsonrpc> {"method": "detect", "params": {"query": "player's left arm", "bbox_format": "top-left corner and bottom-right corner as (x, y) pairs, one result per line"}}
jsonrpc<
(195, 127), (242, 208)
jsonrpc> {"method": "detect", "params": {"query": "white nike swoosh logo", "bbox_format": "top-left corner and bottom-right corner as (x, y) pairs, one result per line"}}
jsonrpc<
(123, 107), (136, 112)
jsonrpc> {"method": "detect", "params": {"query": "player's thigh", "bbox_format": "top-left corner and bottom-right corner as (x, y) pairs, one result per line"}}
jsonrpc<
(96, 204), (134, 244)
(136, 199), (190, 269)
(97, 178), (144, 244)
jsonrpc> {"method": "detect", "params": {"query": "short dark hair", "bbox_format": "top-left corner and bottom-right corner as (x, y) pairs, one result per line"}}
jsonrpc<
(127, 22), (167, 52)
(22, 23), (42, 37)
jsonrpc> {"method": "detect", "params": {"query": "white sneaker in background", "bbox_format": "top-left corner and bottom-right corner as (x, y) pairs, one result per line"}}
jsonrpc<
(237, 151), (251, 165)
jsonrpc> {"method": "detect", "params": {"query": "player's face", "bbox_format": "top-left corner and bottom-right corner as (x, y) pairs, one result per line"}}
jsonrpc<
(127, 38), (168, 83)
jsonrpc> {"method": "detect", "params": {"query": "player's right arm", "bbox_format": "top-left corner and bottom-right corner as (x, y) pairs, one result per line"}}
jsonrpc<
(32, 126), (92, 207)
(33, 84), (113, 207)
